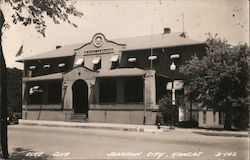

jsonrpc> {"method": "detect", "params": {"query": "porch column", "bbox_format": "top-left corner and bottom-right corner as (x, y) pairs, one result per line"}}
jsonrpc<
(144, 70), (156, 108)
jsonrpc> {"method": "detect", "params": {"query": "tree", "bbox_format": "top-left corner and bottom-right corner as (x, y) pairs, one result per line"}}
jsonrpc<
(158, 93), (182, 125)
(7, 68), (22, 113)
(180, 37), (249, 130)
(0, 1), (83, 158)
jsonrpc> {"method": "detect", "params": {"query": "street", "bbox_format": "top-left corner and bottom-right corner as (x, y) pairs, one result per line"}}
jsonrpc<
(7, 125), (249, 160)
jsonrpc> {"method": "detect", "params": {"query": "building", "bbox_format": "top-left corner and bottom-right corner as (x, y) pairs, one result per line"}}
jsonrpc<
(17, 29), (208, 125)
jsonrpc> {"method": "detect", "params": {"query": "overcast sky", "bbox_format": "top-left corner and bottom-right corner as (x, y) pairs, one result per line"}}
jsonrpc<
(2, 0), (249, 69)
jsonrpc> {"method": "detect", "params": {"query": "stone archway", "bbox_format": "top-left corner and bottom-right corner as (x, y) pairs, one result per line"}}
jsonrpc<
(72, 79), (88, 116)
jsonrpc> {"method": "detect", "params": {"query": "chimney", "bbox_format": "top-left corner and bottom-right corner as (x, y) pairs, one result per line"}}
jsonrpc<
(56, 45), (62, 49)
(164, 27), (171, 34)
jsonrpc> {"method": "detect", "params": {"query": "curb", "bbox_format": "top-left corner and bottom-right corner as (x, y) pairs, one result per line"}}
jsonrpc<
(18, 120), (165, 133)
(18, 120), (248, 137)
(192, 131), (249, 138)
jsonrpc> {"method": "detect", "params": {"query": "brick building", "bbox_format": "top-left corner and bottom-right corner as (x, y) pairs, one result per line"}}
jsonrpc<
(17, 30), (214, 125)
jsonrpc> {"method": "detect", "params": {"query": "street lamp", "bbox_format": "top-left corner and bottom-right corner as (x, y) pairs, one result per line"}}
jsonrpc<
(169, 54), (179, 130)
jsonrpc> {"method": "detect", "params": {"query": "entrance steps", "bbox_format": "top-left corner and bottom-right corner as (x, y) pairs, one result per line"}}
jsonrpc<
(68, 113), (88, 122)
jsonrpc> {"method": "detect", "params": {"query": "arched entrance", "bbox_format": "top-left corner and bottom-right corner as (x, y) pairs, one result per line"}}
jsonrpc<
(72, 80), (88, 116)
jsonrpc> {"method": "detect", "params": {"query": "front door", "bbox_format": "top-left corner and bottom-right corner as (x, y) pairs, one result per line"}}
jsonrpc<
(72, 80), (88, 115)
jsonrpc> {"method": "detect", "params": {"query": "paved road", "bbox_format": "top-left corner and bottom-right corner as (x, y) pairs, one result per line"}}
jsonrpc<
(7, 125), (249, 160)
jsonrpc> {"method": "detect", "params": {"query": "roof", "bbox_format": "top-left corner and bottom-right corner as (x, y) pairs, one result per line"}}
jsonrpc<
(16, 43), (83, 62)
(17, 32), (204, 62)
(116, 32), (203, 51)
(96, 68), (146, 77)
(23, 73), (63, 81)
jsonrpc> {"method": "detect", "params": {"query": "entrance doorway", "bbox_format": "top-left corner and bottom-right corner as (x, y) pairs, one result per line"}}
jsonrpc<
(72, 80), (88, 116)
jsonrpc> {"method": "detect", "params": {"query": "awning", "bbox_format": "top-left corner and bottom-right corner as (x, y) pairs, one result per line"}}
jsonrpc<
(96, 68), (146, 77)
(128, 57), (136, 62)
(92, 57), (101, 64)
(29, 66), (36, 70)
(110, 55), (119, 62)
(148, 55), (157, 60)
(43, 64), (50, 69)
(58, 63), (66, 68)
(75, 57), (84, 66)
(24, 73), (63, 82)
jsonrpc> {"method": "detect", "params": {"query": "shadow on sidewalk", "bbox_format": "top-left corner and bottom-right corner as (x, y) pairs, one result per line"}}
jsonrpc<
(8, 148), (52, 160)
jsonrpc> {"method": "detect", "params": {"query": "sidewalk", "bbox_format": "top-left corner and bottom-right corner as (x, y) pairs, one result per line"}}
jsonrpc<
(18, 119), (249, 137)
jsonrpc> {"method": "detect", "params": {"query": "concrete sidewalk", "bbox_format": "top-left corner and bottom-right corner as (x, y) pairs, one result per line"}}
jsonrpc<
(18, 119), (249, 137)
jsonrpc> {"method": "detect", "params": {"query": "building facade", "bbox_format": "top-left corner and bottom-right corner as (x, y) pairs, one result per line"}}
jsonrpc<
(18, 30), (208, 125)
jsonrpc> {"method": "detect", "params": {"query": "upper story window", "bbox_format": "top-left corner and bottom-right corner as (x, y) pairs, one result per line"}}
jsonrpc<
(110, 55), (119, 69)
(128, 57), (136, 62)
(43, 64), (50, 69)
(75, 57), (84, 66)
(58, 63), (66, 68)
(148, 55), (157, 61)
(92, 57), (101, 70)
(148, 55), (159, 69)
(29, 65), (36, 70)
(128, 57), (138, 68)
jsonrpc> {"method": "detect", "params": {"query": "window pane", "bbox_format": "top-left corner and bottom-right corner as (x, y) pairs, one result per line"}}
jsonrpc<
(99, 79), (117, 103)
(124, 77), (143, 103)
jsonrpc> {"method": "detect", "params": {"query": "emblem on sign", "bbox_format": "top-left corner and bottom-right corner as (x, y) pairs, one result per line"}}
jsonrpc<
(93, 33), (105, 48)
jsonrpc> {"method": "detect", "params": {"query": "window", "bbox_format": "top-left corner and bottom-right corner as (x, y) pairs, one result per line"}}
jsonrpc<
(110, 55), (119, 62)
(58, 63), (65, 68)
(110, 55), (119, 69)
(148, 55), (157, 61)
(28, 84), (43, 104)
(47, 81), (61, 104)
(128, 57), (138, 68)
(75, 57), (84, 66)
(148, 55), (158, 68)
(29, 66), (36, 70)
(99, 79), (117, 103)
(43, 64), (50, 69)
(128, 57), (136, 62)
(124, 77), (143, 103)
(92, 57), (101, 70)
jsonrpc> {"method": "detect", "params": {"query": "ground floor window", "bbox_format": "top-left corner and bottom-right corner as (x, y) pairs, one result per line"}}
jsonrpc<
(97, 76), (143, 104)
(47, 81), (62, 104)
(99, 78), (117, 103)
(27, 80), (62, 105)
(27, 82), (43, 104)
(124, 77), (143, 103)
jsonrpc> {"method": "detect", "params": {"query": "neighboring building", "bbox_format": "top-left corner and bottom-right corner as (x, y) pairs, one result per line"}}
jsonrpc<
(17, 29), (212, 125)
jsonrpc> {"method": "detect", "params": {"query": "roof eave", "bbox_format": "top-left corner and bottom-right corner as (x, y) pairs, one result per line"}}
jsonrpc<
(122, 42), (205, 52)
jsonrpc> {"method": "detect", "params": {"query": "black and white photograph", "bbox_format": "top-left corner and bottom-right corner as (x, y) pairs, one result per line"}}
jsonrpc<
(0, 0), (249, 159)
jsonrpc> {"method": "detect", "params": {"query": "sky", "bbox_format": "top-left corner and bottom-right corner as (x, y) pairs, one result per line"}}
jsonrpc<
(2, 0), (249, 69)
